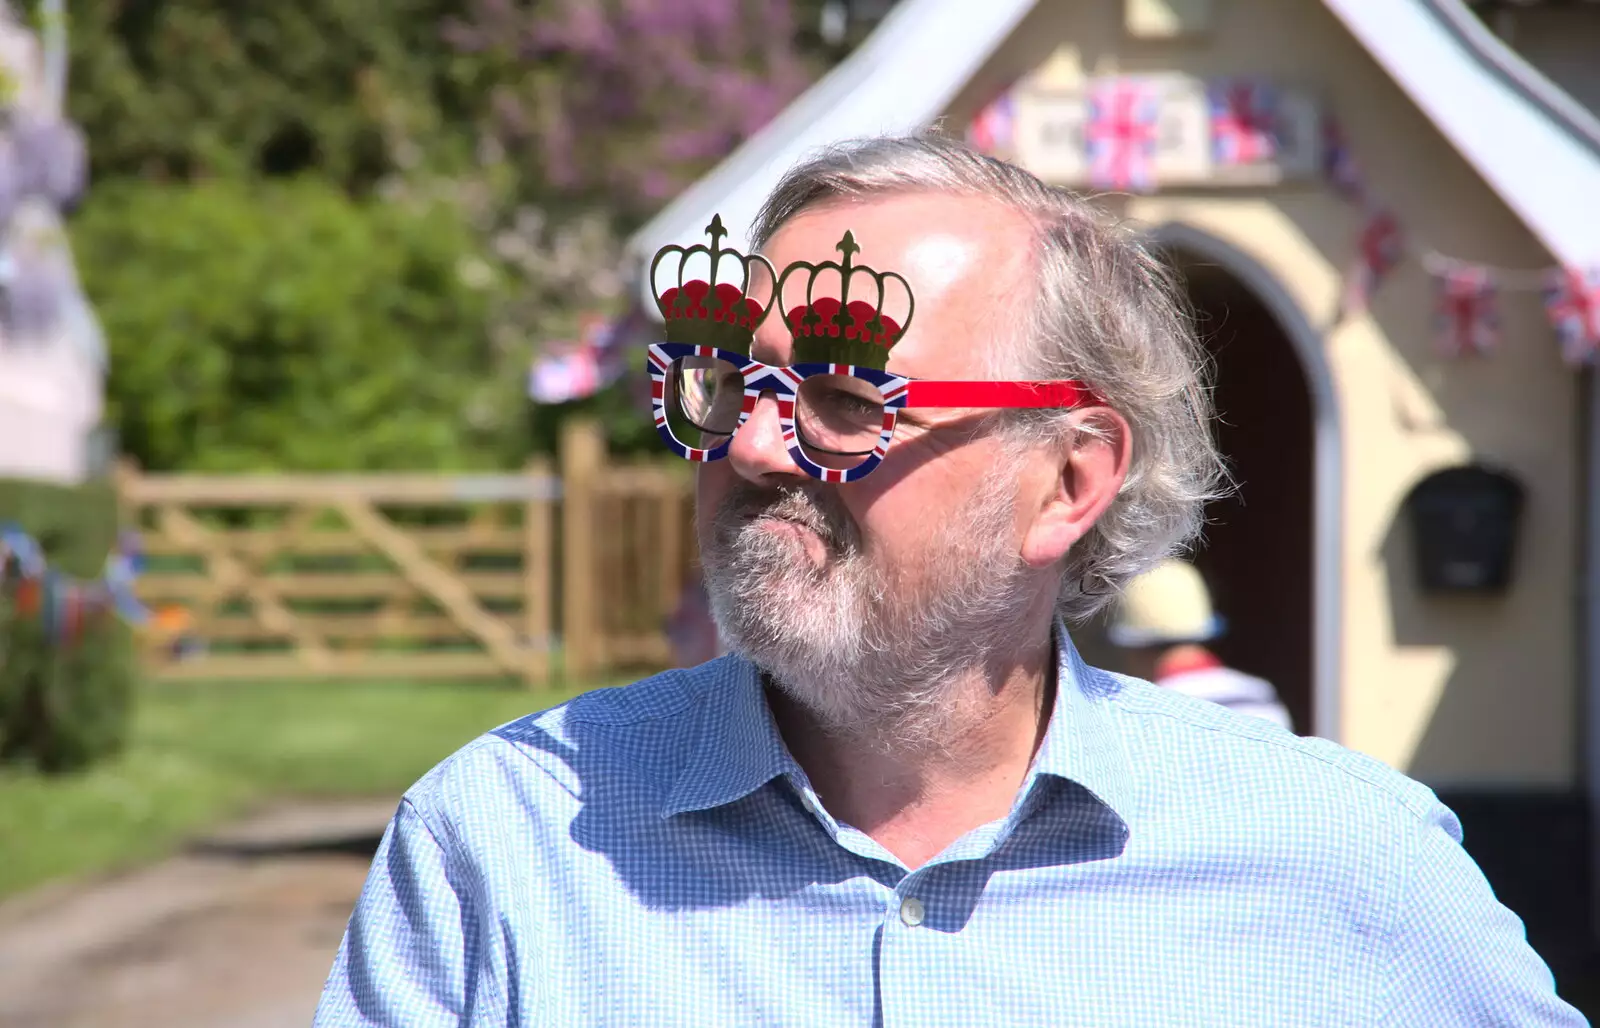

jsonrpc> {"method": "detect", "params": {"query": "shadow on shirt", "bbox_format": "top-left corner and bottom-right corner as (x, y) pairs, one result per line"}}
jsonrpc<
(489, 697), (1128, 934)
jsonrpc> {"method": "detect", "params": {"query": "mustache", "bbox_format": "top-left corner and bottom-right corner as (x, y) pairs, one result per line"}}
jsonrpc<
(712, 482), (857, 551)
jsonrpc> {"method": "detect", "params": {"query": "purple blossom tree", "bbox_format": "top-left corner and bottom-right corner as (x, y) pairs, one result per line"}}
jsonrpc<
(443, 0), (812, 215)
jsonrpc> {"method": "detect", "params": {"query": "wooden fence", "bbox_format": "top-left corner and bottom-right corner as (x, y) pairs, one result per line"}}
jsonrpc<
(117, 420), (696, 685)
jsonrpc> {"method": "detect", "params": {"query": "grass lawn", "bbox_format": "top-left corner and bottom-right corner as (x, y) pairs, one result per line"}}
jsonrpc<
(0, 675), (615, 901)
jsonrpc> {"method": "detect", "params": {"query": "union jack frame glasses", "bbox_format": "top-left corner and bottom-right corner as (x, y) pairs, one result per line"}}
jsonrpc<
(647, 342), (1101, 484)
(646, 214), (1102, 483)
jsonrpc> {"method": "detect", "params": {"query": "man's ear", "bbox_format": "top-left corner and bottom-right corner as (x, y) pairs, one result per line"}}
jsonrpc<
(1019, 409), (1132, 569)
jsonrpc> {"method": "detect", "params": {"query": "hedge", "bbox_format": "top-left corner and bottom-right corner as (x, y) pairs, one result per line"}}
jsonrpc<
(0, 477), (138, 774)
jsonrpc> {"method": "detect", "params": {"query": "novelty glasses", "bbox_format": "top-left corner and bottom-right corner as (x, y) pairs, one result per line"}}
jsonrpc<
(647, 345), (1101, 484)
(646, 215), (1103, 483)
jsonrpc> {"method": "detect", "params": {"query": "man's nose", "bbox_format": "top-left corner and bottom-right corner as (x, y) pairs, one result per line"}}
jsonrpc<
(726, 391), (806, 484)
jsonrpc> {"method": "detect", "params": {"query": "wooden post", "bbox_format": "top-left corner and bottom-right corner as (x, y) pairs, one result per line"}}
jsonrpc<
(523, 457), (553, 688)
(560, 420), (605, 683)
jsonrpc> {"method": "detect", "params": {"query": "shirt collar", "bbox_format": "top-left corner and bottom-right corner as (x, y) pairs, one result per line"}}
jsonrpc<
(659, 656), (801, 819)
(659, 623), (1136, 827)
(1026, 621), (1137, 822)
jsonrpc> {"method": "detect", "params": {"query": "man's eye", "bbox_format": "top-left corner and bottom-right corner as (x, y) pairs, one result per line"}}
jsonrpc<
(821, 389), (879, 416)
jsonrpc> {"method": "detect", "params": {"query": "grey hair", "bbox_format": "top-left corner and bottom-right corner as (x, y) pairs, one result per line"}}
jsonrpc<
(748, 133), (1229, 622)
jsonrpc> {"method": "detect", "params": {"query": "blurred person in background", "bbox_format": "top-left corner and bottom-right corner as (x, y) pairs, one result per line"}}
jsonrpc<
(1108, 557), (1294, 731)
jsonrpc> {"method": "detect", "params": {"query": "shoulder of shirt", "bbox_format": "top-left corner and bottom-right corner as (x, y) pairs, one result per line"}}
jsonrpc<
(1159, 665), (1280, 704)
(397, 659), (723, 829)
(1091, 665), (1444, 826)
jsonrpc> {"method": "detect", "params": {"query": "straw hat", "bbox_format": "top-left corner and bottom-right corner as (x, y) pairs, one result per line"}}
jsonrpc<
(1107, 558), (1225, 648)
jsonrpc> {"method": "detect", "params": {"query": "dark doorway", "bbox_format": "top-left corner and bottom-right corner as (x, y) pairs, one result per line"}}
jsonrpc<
(1175, 256), (1316, 734)
(1065, 251), (1319, 736)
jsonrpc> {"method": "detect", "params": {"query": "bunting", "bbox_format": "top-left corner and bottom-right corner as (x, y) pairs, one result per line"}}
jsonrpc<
(1319, 116), (1367, 204)
(1432, 264), (1499, 358)
(1315, 110), (1600, 366)
(967, 90), (1016, 156)
(527, 313), (626, 405)
(1544, 267), (1600, 366)
(1085, 78), (1161, 193)
(0, 524), (149, 648)
(1209, 80), (1277, 166)
(1341, 209), (1405, 317)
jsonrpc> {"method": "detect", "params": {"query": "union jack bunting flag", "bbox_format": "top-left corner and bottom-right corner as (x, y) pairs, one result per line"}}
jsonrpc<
(967, 89), (1015, 156)
(1320, 115), (1366, 204)
(1209, 79), (1277, 166)
(1431, 264), (1499, 357)
(0, 523), (148, 645)
(1544, 266), (1600, 365)
(528, 344), (605, 404)
(1085, 77), (1161, 193)
(1341, 209), (1405, 316)
(527, 315), (623, 404)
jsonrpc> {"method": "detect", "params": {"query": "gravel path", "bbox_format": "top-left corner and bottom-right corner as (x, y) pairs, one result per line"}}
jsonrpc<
(0, 799), (395, 1028)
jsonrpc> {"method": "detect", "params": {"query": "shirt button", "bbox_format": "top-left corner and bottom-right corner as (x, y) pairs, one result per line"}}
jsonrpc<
(899, 896), (925, 927)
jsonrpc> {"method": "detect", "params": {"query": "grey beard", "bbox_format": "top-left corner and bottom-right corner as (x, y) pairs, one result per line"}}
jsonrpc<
(700, 475), (1034, 753)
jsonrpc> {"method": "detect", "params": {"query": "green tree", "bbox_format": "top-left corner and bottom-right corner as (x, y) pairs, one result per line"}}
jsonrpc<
(54, 2), (857, 469)
(71, 176), (521, 472)
(63, 1), (476, 190)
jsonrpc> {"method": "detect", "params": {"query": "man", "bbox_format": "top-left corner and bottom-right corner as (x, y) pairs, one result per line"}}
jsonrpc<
(315, 136), (1584, 1026)
(1108, 557), (1295, 731)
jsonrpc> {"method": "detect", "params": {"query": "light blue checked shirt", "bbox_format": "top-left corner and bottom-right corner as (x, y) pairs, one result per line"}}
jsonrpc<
(316, 632), (1586, 1026)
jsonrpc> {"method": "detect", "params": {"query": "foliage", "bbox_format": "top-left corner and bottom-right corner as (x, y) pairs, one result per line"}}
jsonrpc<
(443, 0), (812, 220)
(0, 675), (607, 899)
(0, 607), (137, 774)
(62, 0), (478, 192)
(0, 477), (137, 775)
(423, 0), (821, 456)
(52, 2), (846, 471)
(70, 176), (524, 472)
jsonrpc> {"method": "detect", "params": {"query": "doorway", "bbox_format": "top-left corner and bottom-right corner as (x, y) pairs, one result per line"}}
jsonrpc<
(1073, 227), (1339, 739)
(1178, 258), (1316, 733)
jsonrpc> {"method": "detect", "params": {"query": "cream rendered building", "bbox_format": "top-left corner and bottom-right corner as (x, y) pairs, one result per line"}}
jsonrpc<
(630, 0), (1600, 978)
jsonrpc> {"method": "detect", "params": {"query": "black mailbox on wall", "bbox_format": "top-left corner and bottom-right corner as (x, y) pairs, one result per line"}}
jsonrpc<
(1402, 464), (1525, 595)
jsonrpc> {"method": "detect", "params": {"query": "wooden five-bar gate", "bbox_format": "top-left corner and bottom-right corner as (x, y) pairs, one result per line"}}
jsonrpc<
(116, 421), (696, 685)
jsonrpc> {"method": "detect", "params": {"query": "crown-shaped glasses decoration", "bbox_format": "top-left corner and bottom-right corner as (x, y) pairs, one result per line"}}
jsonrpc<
(649, 214), (775, 354)
(645, 213), (1103, 484)
(776, 230), (913, 371)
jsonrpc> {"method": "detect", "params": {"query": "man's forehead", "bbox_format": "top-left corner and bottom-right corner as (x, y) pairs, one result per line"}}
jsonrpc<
(754, 194), (1032, 373)
(761, 193), (1025, 268)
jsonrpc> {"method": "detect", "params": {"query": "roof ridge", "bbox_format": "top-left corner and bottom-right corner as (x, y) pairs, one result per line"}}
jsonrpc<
(1421, 0), (1600, 153)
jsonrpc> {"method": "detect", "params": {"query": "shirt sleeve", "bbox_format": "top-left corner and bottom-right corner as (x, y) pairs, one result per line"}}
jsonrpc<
(313, 798), (500, 1027)
(1376, 799), (1589, 1026)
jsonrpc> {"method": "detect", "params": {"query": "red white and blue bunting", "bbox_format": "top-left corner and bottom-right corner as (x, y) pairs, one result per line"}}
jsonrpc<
(1341, 209), (1406, 319)
(526, 304), (661, 406)
(1320, 122), (1600, 365)
(964, 76), (1600, 366)
(1209, 79), (1278, 167)
(1085, 78), (1161, 193)
(967, 90), (1016, 157)
(1430, 261), (1501, 358)
(527, 314), (624, 405)
(0, 525), (150, 648)
(1544, 267), (1600, 366)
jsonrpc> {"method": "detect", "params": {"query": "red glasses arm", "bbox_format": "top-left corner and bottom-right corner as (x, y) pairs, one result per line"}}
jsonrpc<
(901, 380), (1103, 409)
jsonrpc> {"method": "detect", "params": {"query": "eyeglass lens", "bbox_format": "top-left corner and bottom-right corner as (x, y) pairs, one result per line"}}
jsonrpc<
(667, 356), (884, 471)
